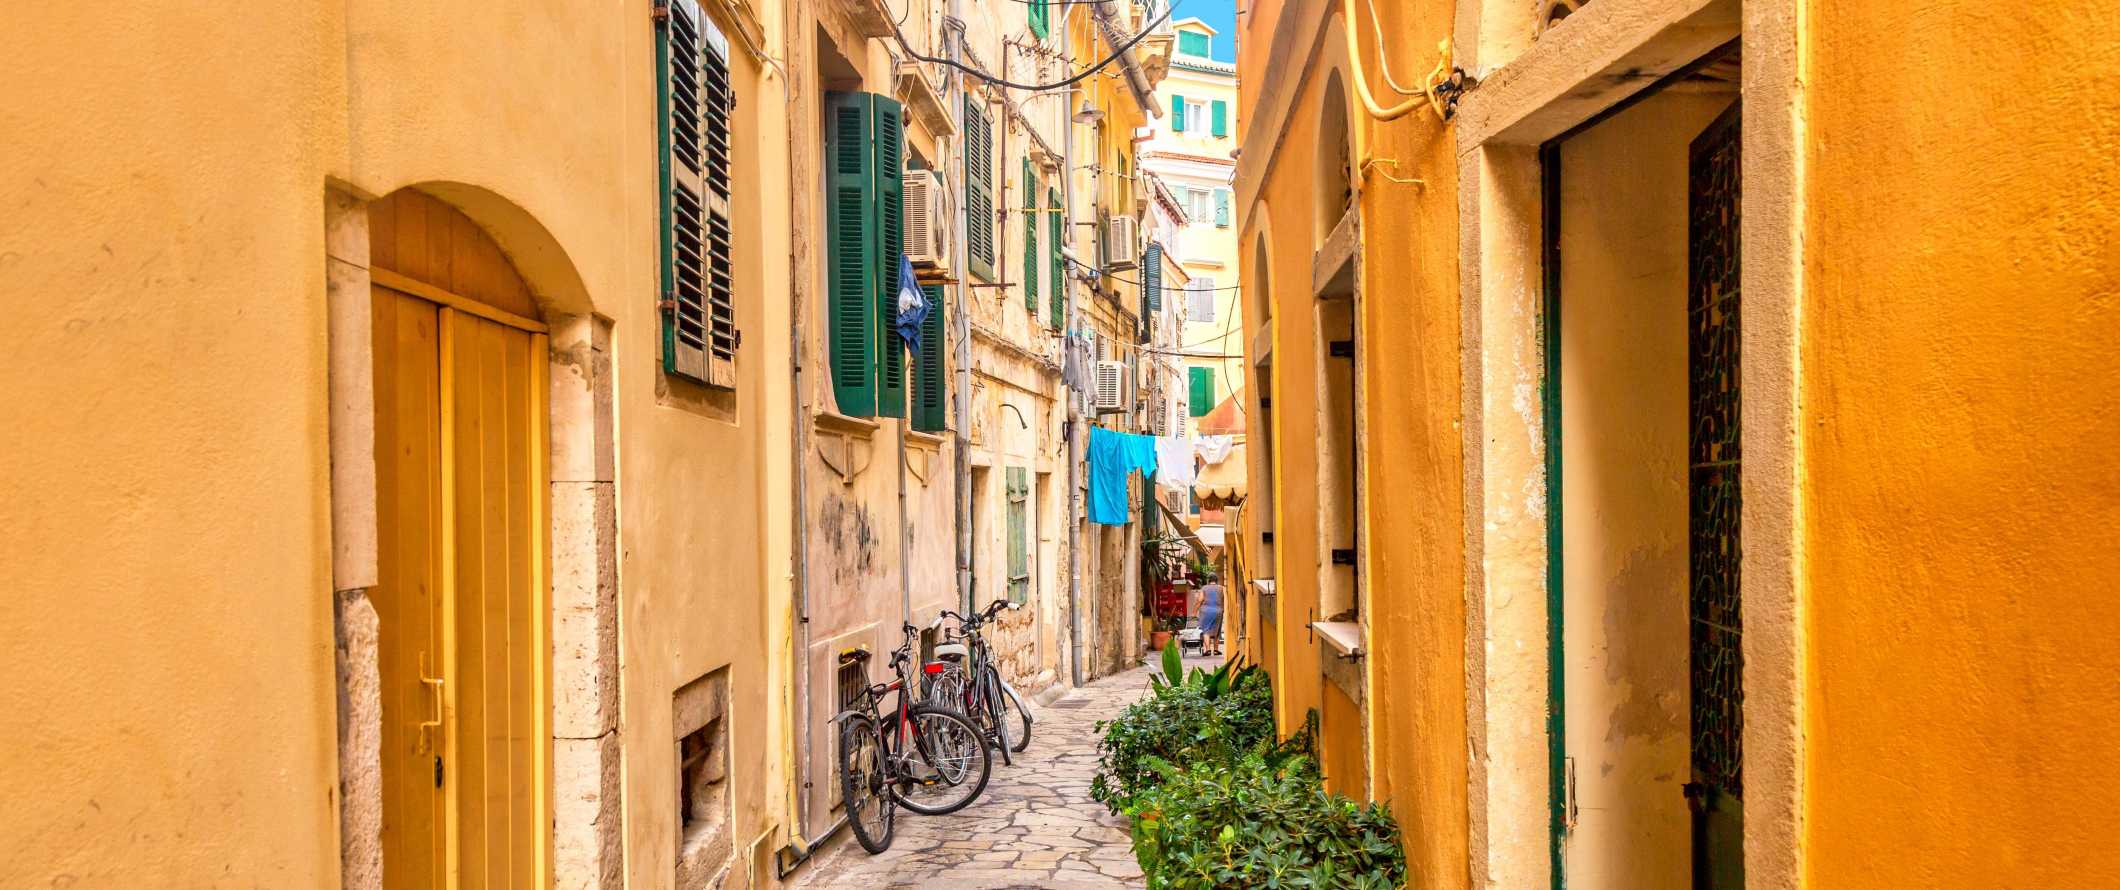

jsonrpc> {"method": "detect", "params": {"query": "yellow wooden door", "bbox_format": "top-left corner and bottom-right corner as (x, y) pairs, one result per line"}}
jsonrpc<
(371, 189), (551, 890)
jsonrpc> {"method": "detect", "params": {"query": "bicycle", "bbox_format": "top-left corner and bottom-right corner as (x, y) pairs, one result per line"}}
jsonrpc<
(833, 623), (994, 854)
(925, 599), (1034, 765)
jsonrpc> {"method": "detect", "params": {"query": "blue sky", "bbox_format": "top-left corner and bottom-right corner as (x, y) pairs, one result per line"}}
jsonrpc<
(1173, 0), (1237, 62)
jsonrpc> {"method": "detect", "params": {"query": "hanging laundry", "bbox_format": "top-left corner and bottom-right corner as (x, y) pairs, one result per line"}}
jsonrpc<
(892, 254), (929, 352)
(1194, 434), (1236, 465)
(1087, 426), (1158, 525)
(1154, 436), (1196, 487)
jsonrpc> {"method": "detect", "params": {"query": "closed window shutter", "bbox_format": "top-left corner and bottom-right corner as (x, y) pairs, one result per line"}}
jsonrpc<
(1211, 100), (1228, 137)
(1170, 94), (1185, 131)
(825, 91), (878, 416)
(874, 96), (907, 418)
(1143, 244), (1163, 311)
(1023, 158), (1038, 312)
(1006, 467), (1029, 604)
(1048, 187), (1064, 331)
(1029, 0), (1049, 38)
(914, 283), (949, 431)
(658, 0), (738, 388)
(964, 96), (996, 280)
(1189, 366), (1215, 415)
(1214, 188), (1231, 227)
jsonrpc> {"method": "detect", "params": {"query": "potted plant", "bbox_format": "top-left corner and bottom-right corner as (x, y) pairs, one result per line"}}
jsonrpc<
(1149, 614), (1186, 651)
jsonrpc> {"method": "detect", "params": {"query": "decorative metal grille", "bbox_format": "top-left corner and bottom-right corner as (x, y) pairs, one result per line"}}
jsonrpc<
(1687, 103), (1743, 799)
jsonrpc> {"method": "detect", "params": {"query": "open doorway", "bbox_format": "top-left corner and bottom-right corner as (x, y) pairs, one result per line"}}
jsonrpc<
(1543, 41), (1742, 890)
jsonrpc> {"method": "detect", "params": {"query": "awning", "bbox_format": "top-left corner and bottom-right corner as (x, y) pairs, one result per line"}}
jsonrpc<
(1193, 432), (1247, 505)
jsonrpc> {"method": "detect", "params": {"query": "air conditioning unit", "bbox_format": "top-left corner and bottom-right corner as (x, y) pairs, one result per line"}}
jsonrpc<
(1093, 360), (1127, 412)
(904, 169), (953, 273)
(1104, 215), (1139, 270)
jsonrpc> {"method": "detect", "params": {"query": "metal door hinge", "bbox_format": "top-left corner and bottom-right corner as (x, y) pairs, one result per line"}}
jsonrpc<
(434, 755), (445, 789)
(1331, 548), (1356, 566)
(1563, 756), (1579, 829)
(1328, 340), (1355, 358)
(652, 2), (670, 23)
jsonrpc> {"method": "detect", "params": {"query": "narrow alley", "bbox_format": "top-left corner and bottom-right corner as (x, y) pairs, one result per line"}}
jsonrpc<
(795, 660), (1203, 888)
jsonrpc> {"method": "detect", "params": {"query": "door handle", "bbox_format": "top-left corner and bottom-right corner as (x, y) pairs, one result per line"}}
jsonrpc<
(418, 652), (445, 752)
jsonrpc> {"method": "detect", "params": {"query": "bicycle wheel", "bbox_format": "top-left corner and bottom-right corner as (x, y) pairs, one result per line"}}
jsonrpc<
(838, 715), (895, 853)
(997, 678), (1032, 753)
(889, 705), (993, 815)
(982, 672), (1014, 765)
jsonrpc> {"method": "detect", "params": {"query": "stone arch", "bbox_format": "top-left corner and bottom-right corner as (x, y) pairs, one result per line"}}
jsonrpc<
(1312, 70), (1355, 250)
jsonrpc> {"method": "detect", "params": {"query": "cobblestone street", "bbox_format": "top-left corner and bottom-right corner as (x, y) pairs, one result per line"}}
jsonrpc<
(796, 659), (1203, 889)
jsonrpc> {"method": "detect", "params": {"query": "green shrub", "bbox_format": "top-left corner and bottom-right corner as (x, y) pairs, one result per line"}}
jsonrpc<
(1090, 646), (1277, 813)
(1126, 752), (1407, 890)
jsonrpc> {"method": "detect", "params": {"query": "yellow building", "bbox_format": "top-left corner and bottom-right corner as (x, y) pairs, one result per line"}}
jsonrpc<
(4, 0), (799, 886)
(1235, 0), (2120, 887)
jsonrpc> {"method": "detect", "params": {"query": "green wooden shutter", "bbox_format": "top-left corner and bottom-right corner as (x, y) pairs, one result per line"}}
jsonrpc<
(1048, 187), (1064, 331)
(1028, 0), (1049, 38)
(874, 96), (908, 418)
(1214, 188), (1231, 227)
(1006, 467), (1029, 604)
(1178, 30), (1211, 57)
(1189, 366), (1215, 416)
(964, 95), (996, 281)
(1170, 94), (1185, 132)
(914, 283), (949, 432)
(1023, 157), (1038, 312)
(1211, 100), (1228, 137)
(658, 0), (738, 388)
(825, 91), (878, 416)
(1143, 244), (1163, 311)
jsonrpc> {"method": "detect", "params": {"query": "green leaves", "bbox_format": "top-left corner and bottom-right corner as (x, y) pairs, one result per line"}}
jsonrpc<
(1162, 639), (1184, 687)
(1093, 662), (1409, 888)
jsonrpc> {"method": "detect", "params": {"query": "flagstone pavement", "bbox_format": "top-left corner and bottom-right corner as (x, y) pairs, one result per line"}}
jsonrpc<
(795, 657), (1211, 889)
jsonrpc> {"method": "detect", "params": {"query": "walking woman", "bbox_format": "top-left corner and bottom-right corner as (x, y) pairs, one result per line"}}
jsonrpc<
(1198, 573), (1225, 657)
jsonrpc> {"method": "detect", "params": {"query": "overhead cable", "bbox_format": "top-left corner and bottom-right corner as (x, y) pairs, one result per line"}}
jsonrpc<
(887, 1), (1177, 92)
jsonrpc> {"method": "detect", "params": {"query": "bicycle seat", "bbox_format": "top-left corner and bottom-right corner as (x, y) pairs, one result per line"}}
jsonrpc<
(933, 642), (968, 660)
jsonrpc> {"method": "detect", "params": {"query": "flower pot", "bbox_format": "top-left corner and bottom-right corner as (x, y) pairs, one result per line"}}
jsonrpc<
(1150, 630), (1173, 651)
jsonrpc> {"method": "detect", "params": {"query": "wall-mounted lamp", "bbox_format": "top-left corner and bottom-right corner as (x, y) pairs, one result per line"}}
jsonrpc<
(1073, 100), (1105, 125)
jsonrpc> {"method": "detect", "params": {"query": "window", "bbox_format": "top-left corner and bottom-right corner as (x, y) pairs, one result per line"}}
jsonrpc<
(1189, 366), (1215, 417)
(1022, 157), (1039, 312)
(964, 94), (996, 280)
(1178, 30), (1211, 58)
(1188, 276), (1217, 322)
(913, 284), (949, 431)
(657, 0), (738, 388)
(1186, 188), (1212, 223)
(1186, 100), (1208, 130)
(1211, 100), (1229, 138)
(1029, 0), (1050, 38)
(1048, 187), (1065, 330)
(673, 668), (731, 883)
(1006, 467), (1030, 605)
(824, 90), (909, 418)
(1170, 93), (1187, 132)
(1213, 188), (1231, 227)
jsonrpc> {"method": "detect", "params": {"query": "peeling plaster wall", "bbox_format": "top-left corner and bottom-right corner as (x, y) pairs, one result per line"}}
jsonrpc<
(1553, 90), (1729, 889)
(1800, 2), (2120, 885)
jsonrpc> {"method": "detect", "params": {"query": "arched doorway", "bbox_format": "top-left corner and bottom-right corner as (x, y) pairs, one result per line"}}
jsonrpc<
(367, 188), (551, 888)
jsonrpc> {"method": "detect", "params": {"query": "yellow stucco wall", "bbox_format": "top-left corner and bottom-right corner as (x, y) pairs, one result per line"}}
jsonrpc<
(1, 0), (795, 884)
(1801, 2), (2120, 886)
(1236, 0), (1469, 884)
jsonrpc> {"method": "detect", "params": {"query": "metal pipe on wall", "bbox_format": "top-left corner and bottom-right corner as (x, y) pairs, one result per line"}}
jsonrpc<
(949, 9), (975, 616)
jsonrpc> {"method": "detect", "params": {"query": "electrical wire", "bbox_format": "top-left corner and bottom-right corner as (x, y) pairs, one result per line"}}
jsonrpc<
(886, 0), (1178, 92)
(1362, 0), (1425, 96)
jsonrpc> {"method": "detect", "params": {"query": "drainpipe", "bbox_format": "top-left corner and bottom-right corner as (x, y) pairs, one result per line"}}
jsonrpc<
(948, 12), (975, 616)
(1090, 0), (1159, 116)
(1064, 55), (1087, 689)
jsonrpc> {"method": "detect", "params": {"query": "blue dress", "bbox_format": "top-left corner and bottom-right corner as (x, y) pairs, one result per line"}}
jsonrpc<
(1199, 583), (1224, 634)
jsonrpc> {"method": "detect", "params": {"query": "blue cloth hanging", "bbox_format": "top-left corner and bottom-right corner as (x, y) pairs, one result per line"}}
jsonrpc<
(1087, 426), (1159, 525)
(893, 254), (929, 352)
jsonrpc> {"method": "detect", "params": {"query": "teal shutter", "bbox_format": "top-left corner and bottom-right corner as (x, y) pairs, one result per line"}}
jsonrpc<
(1214, 189), (1231, 227)
(1143, 244), (1163, 311)
(1023, 157), (1038, 312)
(1048, 187), (1064, 330)
(964, 95), (996, 281)
(1178, 30), (1210, 57)
(657, 0), (738, 388)
(874, 96), (907, 418)
(1029, 0), (1049, 38)
(1170, 94), (1185, 132)
(914, 283), (949, 432)
(1006, 467), (1029, 604)
(825, 91), (877, 416)
(1211, 100), (1228, 137)
(1189, 366), (1215, 416)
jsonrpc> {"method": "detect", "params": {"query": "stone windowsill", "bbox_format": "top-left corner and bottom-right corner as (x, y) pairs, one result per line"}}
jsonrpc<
(1311, 620), (1364, 659)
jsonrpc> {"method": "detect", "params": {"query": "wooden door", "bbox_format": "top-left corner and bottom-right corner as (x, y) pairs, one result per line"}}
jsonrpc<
(370, 190), (551, 890)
